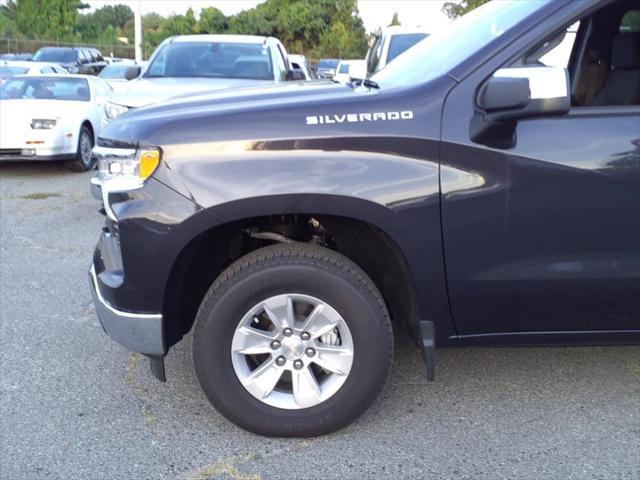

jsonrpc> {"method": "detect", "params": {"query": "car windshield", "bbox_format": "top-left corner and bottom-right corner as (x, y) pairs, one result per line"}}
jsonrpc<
(387, 33), (428, 63)
(33, 48), (76, 63)
(319, 59), (339, 68)
(144, 42), (273, 80)
(0, 66), (29, 76)
(0, 77), (90, 101)
(373, 0), (551, 88)
(100, 65), (135, 79)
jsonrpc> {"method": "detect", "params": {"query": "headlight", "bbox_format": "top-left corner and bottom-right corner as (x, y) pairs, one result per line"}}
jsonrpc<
(104, 102), (129, 121)
(31, 119), (57, 129)
(95, 146), (161, 184)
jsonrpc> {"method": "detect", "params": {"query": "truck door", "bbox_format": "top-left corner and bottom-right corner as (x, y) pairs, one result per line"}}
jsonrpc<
(440, 1), (640, 338)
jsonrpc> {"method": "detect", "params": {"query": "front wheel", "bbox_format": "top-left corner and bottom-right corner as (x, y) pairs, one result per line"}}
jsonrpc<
(193, 244), (393, 437)
(67, 126), (94, 172)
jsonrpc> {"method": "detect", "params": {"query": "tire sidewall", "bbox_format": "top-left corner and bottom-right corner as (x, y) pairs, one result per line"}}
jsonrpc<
(194, 259), (391, 436)
(76, 126), (93, 170)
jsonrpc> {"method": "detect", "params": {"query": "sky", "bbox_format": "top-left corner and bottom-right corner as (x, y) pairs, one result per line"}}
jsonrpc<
(83, 0), (452, 34)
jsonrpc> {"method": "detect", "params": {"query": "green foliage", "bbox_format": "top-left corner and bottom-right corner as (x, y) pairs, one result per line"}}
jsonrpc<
(5, 0), (369, 60)
(621, 10), (640, 31)
(15, 0), (88, 40)
(389, 12), (401, 27)
(442, 0), (490, 20)
(197, 7), (228, 34)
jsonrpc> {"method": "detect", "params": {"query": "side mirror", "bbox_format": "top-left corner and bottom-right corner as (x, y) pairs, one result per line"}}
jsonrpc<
(471, 66), (570, 148)
(286, 69), (306, 81)
(348, 60), (367, 81)
(124, 66), (141, 80)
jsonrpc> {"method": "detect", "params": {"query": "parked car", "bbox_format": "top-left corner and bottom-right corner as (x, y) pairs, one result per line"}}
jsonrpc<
(0, 75), (110, 171)
(89, 0), (640, 437)
(316, 58), (340, 78)
(0, 53), (33, 61)
(288, 54), (316, 80)
(103, 34), (305, 123)
(0, 61), (68, 85)
(365, 26), (429, 75)
(332, 59), (362, 83)
(32, 46), (108, 75)
(99, 62), (146, 91)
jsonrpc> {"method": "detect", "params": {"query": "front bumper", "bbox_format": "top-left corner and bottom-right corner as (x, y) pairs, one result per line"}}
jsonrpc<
(89, 264), (165, 356)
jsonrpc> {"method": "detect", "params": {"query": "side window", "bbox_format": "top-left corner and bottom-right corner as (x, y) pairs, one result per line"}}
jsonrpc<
(534, 22), (580, 68)
(94, 50), (105, 62)
(523, 3), (640, 107)
(40, 67), (53, 74)
(78, 49), (88, 64)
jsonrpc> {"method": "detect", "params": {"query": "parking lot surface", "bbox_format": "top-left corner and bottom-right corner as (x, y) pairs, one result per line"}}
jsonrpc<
(1, 163), (639, 480)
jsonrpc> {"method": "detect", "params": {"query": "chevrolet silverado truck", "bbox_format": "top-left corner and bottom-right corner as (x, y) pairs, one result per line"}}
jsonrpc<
(89, 0), (640, 437)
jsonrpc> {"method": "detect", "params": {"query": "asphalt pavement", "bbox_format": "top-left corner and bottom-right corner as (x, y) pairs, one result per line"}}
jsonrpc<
(1, 163), (639, 480)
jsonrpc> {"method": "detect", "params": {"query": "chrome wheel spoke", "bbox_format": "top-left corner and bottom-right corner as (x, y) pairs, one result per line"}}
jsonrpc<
(313, 345), (353, 375)
(232, 293), (354, 410)
(292, 366), (322, 408)
(232, 326), (276, 355)
(301, 304), (341, 339)
(243, 358), (282, 399)
(262, 295), (295, 331)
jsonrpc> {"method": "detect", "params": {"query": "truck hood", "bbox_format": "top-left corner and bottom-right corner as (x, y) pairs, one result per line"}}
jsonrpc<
(103, 79), (370, 143)
(109, 76), (274, 109)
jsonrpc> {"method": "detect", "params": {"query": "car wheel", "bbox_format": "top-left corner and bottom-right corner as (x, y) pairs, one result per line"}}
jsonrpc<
(193, 243), (393, 437)
(68, 126), (94, 172)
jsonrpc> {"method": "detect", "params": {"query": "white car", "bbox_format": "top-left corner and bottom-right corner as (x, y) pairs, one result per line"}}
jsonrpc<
(332, 59), (363, 83)
(0, 75), (111, 171)
(365, 26), (430, 75)
(0, 60), (68, 85)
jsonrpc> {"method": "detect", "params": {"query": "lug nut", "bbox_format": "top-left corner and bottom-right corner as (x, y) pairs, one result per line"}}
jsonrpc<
(293, 359), (304, 370)
(275, 356), (286, 366)
(270, 340), (281, 350)
(300, 331), (311, 341)
(283, 328), (293, 337)
(305, 347), (315, 357)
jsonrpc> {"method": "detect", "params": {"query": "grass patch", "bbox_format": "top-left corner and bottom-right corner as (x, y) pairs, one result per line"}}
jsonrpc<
(16, 192), (61, 200)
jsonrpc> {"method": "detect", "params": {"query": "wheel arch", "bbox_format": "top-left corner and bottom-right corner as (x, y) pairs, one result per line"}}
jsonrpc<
(161, 193), (426, 349)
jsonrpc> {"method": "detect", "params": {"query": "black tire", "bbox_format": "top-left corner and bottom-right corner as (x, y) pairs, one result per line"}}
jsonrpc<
(193, 243), (393, 437)
(67, 125), (94, 172)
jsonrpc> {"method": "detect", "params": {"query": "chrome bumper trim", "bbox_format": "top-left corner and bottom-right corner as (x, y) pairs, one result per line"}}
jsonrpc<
(89, 264), (165, 356)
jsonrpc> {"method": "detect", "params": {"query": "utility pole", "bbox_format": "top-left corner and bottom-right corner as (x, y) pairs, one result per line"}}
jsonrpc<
(134, 0), (142, 62)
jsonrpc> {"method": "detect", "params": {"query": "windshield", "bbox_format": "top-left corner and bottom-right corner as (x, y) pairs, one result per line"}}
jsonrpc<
(145, 42), (273, 80)
(0, 77), (90, 101)
(33, 48), (76, 63)
(318, 59), (339, 68)
(100, 64), (136, 79)
(0, 66), (29, 76)
(387, 33), (428, 63)
(373, 0), (551, 88)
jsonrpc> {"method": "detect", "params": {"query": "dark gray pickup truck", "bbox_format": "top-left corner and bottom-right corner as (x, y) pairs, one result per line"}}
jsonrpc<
(89, 0), (640, 437)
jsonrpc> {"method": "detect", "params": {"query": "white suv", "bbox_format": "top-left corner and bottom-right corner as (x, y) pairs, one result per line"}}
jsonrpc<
(365, 26), (429, 76)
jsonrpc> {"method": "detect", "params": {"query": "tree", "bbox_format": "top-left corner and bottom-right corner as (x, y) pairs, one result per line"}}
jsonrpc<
(388, 12), (401, 27)
(442, 0), (490, 20)
(15, 0), (88, 39)
(197, 7), (228, 34)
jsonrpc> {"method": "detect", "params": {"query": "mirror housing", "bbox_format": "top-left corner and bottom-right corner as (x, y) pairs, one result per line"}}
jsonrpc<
(471, 66), (571, 148)
(124, 65), (141, 80)
(348, 60), (367, 81)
